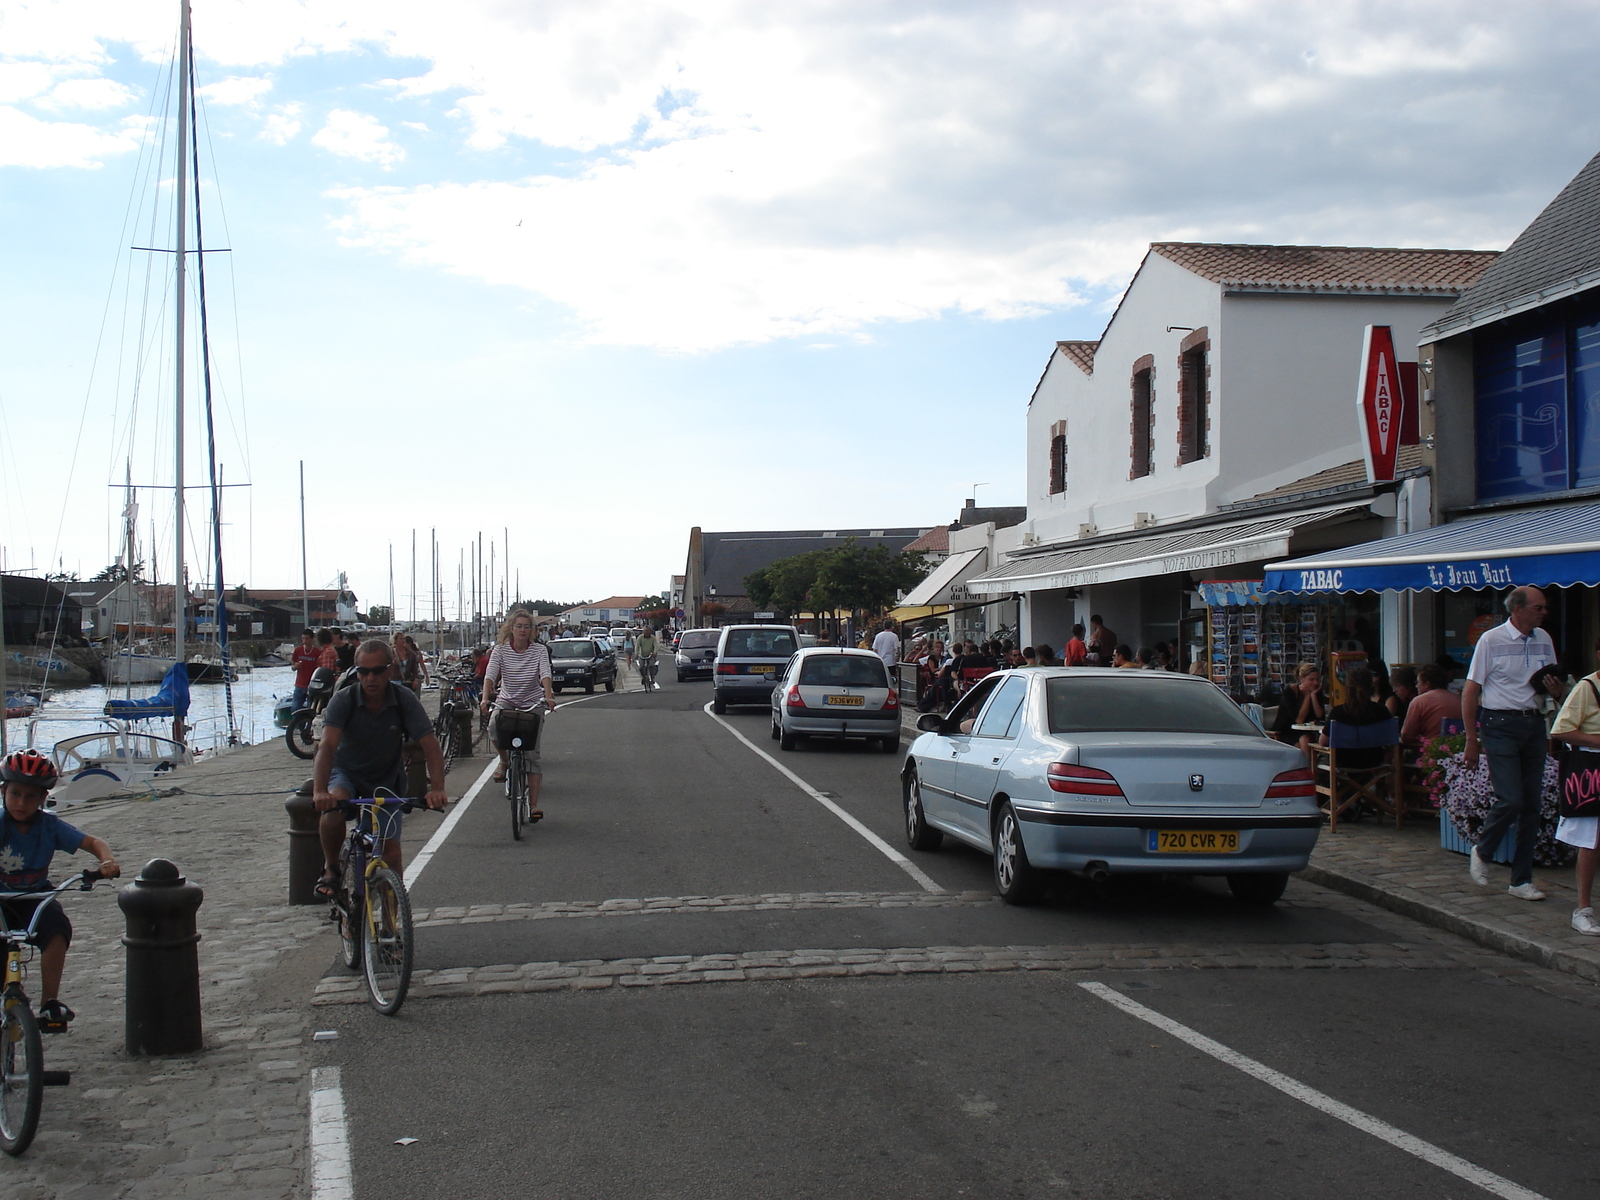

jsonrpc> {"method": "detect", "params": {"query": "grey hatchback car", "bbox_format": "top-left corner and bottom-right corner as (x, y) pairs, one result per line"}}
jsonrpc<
(903, 668), (1319, 905)
(769, 647), (901, 752)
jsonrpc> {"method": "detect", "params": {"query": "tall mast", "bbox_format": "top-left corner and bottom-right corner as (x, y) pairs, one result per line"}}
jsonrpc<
(299, 460), (309, 628)
(172, 0), (190, 683)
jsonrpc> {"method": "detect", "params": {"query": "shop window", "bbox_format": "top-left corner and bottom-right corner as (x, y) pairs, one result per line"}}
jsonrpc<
(1130, 358), (1154, 478)
(1475, 330), (1567, 498)
(1572, 318), (1600, 488)
(1177, 331), (1209, 465)
(1048, 420), (1067, 495)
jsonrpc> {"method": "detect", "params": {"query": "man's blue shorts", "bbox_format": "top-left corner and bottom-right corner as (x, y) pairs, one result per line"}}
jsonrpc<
(327, 768), (404, 840)
(1, 895), (73, 948)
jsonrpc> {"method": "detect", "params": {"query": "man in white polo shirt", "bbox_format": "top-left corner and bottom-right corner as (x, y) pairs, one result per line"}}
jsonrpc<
(1461, 586), (1558, 899)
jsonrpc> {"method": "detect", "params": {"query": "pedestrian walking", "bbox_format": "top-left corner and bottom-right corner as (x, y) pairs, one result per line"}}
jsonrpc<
(1550, 636), (1600, 935)
(1462, 586), (1558, 900)
(872, 619), (901, 676)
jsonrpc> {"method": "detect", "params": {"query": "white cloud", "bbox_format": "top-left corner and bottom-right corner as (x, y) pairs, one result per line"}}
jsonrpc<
(200, 75), (273, 107)
(36, 76), (136, 110)
(312, 108), (403, 166)
(0, 61), (57, 103)
(260, 102), (304, 145)
(0, 106), (143, 168)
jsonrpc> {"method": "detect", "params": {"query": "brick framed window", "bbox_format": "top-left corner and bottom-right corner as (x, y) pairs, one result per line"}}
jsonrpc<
(1129, 355), (1155, 478)
(1048, 420), (1067, 494)
(1177, 327), (1210, 465)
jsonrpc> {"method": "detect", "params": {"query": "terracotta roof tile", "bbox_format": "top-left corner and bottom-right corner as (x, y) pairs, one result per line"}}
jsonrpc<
(1057, 340), (1098, 374)
(1239, 444), (1426, 503)
(1152, 243), (1497, 296)
(905, 527), (950, 554)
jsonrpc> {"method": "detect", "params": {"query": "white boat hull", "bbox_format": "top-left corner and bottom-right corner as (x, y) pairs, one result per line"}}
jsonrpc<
(106, 651), (179, 684)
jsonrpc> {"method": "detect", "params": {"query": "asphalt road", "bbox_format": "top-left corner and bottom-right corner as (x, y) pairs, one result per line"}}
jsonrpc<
(307, 667), (1600, 1200)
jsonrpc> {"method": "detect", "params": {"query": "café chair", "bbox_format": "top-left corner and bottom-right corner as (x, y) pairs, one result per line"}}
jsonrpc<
(1313, 717), (1403, 832)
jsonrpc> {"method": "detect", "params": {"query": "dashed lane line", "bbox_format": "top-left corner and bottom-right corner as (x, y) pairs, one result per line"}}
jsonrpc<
(308, 1066), (353, 1200)
(703, 701), (943, 894)
(1080, 981), (1548, 1200)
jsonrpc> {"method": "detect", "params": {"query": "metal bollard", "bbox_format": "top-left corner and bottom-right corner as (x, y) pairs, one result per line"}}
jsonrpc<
(285, 779), (323, 906)
(117, 858), (204, 1056)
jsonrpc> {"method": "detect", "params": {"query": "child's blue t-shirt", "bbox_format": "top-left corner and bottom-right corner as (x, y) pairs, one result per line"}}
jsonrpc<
(0, 812), (87, 892)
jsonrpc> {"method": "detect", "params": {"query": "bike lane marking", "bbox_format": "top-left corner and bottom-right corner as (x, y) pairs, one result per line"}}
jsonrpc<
(309, 1066), (353, 1200)
(1079, 981), (1547, 1200)
(703, 701), (943, 894)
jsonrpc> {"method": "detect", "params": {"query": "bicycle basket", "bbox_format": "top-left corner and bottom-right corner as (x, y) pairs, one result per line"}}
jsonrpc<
(495, 709), (542, 743)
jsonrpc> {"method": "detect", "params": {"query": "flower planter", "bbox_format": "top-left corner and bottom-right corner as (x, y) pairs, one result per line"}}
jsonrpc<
(1438, 813), (1517, 865)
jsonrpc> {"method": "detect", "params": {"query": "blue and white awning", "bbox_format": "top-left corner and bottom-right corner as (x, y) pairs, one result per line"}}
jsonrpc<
(1263, 501), (1600, 594)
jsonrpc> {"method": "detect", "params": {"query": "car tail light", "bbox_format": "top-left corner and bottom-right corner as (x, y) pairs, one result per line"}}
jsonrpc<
(1047, 763), (1124, 796)
(716, 664), (736, 674)
(786, 686), (805, 709)
(883, 686), (898, 710)
(1265, 767), (1316, 798)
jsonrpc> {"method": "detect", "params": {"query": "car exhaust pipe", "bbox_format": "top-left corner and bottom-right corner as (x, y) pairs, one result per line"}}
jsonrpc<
(1083, 861), (1110, 884)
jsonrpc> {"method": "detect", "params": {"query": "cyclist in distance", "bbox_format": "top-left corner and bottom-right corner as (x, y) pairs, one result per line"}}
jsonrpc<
(0, 749), (121, 1029)
(313, 641), (448, 898)
(635, 626), (659, 688)
(481, 609), (557, 817)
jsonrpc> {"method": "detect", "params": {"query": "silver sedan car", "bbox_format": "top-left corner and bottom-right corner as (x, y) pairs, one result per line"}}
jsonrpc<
(902, 667), (1319, 905)
(770, 648), (901, 752)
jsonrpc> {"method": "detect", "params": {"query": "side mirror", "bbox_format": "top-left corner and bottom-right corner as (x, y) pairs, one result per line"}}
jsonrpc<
(916, 713), (947, 734)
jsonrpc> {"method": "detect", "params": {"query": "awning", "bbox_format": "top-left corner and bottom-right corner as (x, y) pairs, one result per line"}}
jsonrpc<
(902, 548), (985, 606)
(1263, 500), (1600, 594)
(966, 502), (1371, 595)
(887, 605), (948, 623)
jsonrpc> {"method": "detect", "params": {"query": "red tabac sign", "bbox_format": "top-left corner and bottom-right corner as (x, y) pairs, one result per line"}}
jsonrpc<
(1357, 324), (1403, 483)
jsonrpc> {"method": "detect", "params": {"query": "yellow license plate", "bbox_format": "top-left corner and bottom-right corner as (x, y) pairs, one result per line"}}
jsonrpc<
(824, 694), (865, 706)
(1149, 829), (1239, 853)
(748, 664), (776, 674)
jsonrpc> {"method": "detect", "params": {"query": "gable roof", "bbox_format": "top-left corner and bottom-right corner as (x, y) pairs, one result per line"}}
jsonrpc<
(1153, 242), (1497, 297)
(1057, 340), (1098, 375)
(1420, 149), (1600, 342)
(904, 526), (950, 555)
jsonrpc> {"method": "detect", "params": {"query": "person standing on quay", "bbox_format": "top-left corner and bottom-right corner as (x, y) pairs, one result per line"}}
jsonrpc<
(1062, 624), (1089, 666)
(872, 619), (900, 676)
(290, 628), (320, 710)
(1462, 586), (1558, 901)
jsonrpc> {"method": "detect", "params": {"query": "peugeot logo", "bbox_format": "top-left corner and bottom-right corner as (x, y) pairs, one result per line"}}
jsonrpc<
(1189, 774), (1204, 792)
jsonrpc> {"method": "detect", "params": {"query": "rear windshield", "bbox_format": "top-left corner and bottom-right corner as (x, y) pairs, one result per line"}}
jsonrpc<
(799, 655), (888, 688)
(721, 629), (797, 658)
(549, 640), (597, 658)
(1045, 676), (1261, 736)
(679, 631), (719, 649)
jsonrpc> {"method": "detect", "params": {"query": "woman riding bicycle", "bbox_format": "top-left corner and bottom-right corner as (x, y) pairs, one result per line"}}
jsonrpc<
(481, 609), (558, 820)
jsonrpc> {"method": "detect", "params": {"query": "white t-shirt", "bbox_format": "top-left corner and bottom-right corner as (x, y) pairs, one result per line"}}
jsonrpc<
(871, 630), (900, 671)
(1466, 619), (1556, 712)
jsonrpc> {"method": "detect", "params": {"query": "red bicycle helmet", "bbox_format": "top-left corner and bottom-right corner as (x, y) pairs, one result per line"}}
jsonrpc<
(0, 749), (58, 788)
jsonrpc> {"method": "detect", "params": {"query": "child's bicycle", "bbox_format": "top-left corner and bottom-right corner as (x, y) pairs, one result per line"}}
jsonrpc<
(328, 790), (443, 1015)
(2, 868), (109, 1156)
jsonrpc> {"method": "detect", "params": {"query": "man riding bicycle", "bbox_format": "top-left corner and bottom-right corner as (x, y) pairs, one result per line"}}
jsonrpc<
(314, 641), (448, 898)
(635, 627), (659, 688)
(1, 749), (121, 1030)
(481, 609), (557, 821)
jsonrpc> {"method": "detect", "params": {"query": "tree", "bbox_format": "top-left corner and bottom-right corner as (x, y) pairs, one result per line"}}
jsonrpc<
(91, 560), (146, 584)
(814, 541), (928, 616)
(520, 598), (588, 617)
(745, 549), (833, 617)
(367, 605), (393, 625)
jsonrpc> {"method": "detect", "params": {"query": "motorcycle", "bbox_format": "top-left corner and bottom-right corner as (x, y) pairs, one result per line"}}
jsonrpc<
(284, 666), (356, 759)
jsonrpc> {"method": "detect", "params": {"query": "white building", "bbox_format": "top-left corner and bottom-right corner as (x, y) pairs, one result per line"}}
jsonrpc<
(968, 242), (1496, 674)
(560, 596), (647, 627)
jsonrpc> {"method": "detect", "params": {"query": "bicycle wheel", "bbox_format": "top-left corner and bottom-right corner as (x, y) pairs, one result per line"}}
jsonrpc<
(433, 709), (457, 774)
(362, 866), (414, 1015)
(0, 995), (44, 1157)
(336, 844), (361, 971)
(509, 750), (525, 841)
(285, 710), (317, 759)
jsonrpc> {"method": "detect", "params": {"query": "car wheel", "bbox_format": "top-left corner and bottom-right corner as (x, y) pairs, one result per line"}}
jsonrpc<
(879, 734), (900, 754)
(552, 685), (563, 695)
(585, 682), (595, 693)
(677, 672), (686, 683)
(711, 694), (727, 715)
(992, 801), (1042, 905)
(903, 770), (942, 851)
(779, 727), (798, 751)
(1227, 872), (1289, 906)
(769, 717), (780, 741)
(605, 679), (615, 692)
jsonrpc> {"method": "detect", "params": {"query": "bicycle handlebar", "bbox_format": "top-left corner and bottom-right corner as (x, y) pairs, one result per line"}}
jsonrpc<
(1, 870), (109, 942)
(335, 795), (449, 817)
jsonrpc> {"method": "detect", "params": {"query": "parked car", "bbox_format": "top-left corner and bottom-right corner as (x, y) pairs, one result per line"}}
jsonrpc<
(902, 668), (1319, 905)
(609, 626), (630, 643)
(711, 624), (800, 713)
(547, 637), (618, 694)
(770, 648), (900, 752)
(675, 628), (721, 681)
(797, 633), (819, 648)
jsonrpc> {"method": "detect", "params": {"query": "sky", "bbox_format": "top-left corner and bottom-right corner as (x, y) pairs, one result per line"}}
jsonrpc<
(3, 0), (1600, 618)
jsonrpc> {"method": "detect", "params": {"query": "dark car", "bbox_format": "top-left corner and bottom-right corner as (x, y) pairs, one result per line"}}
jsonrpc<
(548, 637), (618, 694)
(675, 628), (721, 681)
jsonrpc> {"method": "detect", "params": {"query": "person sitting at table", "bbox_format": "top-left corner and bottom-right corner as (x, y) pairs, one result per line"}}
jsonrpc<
(1318, 666), (1392, 770)
(1272, 662), (1327, 769)
(1387, 665), (1417, 723)
(1399, 663), (1463, 748)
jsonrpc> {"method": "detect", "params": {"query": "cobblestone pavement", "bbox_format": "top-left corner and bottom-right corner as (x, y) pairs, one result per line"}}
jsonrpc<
(7, 739), (330, 1200)
(1304, 817), (1600, 983)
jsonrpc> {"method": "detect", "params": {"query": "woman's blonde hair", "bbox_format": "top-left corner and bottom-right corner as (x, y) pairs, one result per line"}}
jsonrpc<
(496, 608), (538, 644)
(1296, 661), (1321, 680)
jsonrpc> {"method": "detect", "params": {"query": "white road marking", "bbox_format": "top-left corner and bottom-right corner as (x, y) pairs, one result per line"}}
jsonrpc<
(308, 1065), (353, 1200)
(1079, 982), (1548, 1200)
(405, 757), (497, 889)
(703, 702), (943, 894)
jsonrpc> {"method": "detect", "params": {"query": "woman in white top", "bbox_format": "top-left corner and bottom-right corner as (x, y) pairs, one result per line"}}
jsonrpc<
(1551, 637), (1600, 936)
(480, 610), (556, 816)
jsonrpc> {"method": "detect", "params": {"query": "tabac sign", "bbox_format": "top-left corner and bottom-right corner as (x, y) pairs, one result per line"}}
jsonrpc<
(1357, 325), (1402, 484)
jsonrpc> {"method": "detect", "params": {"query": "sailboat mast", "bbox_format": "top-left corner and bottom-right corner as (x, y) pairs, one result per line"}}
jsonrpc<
(172, 0), (190, 689)
(299, 460), (309, 628)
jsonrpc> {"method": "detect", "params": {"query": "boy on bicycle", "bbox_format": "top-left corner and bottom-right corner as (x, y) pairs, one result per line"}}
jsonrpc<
(1, 749), (121, 1030)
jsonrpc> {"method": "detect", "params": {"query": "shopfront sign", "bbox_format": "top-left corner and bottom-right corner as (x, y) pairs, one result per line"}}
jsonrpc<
(1358, 325), (1402, 484)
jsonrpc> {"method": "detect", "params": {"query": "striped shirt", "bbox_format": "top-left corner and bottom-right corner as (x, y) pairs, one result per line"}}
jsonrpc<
(486, 641), (553, 708)
(1466, 619), (1556, 711)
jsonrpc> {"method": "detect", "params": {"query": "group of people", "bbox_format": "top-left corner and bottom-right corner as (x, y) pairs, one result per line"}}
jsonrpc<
(289, 626), (430, 710)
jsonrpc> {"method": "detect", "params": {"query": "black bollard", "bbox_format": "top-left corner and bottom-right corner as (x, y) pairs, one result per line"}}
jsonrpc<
(286, 779), (323, 905)
(118, 858), (204, 1056)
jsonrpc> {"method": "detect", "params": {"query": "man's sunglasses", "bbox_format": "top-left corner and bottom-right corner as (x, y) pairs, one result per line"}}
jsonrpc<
(356, 665), (389, 676)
